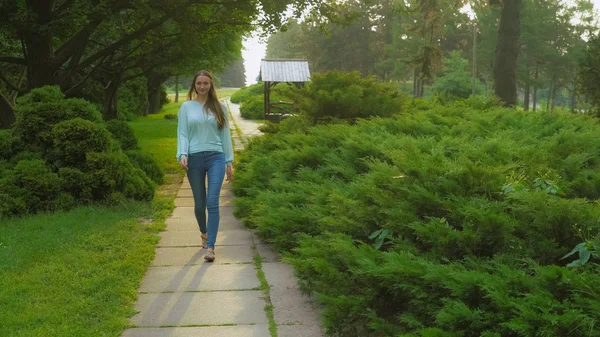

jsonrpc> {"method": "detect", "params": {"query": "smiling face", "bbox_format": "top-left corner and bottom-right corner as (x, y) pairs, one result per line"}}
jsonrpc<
(195, 75), (212, 96)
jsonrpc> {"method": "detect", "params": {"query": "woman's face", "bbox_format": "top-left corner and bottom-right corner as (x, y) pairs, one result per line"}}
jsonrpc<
(195, 75), (211, 95)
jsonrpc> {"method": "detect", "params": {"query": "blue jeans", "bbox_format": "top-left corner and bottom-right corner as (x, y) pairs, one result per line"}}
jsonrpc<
(186, 151), (226, 249)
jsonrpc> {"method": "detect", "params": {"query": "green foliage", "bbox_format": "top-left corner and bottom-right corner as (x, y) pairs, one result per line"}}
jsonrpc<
(234, 103), (600, 336)
(106, 119), (139, 151)
(125, 150), (164, 185)
(231, 83), (264, 103)
(577, 35), (600, 113)
(286, 71), (405, 124)
(432, 51), (484, 100)
(117, 77), (148, 120)
(240, 95), (265, 120)
(13, 86), (103, 151)
(164, 114), (177, 120)
(258, 121), (280, 134)
(50, 118), (112, 167)
(0, 86), (157, 218)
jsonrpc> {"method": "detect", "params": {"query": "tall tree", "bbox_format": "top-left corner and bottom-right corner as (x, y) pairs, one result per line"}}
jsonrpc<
(491, 0), (521, 106)
(0, 0), (341, 127)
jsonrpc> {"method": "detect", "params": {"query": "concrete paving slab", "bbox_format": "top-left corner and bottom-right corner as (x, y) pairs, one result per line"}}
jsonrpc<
(256, 244), (281, 263)
(278, 325), (325, 337)
(262, 263), (323, 326)
(122, 325), (270, 337)
(139, 264), (259, 292)
(152, 246), (254, 266)
(130, 291), (268, 326)
(159, 229), (254, 247)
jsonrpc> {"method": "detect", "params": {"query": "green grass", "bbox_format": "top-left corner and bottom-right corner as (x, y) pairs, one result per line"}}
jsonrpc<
(253, 255), (278, 337)
(0, 102), (183, 337)
(130, 101), (183, 185)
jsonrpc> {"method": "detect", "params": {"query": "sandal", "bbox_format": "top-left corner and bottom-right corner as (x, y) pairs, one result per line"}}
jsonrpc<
(204, 248), (215, 262)
(200, 232), (208, 249)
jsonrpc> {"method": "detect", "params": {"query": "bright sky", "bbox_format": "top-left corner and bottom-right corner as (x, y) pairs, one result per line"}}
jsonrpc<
(241, 0), (600, 86)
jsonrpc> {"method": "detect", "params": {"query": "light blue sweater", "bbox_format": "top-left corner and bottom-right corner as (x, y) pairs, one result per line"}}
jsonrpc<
(176, 100), (234, 165)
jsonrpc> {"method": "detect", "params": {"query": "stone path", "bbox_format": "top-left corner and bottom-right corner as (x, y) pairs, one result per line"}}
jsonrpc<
(121, 98), (324, 337)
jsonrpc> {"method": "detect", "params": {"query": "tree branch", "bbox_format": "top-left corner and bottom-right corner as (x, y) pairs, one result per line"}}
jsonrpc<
(63, 56), (108, 96)
(0, 71), (26, 94)
(74, 0), (219, 72)
(0, 57), (27, 65)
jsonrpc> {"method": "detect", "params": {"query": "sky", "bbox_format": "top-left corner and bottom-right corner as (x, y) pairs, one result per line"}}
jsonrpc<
(241, 0), (600, 86)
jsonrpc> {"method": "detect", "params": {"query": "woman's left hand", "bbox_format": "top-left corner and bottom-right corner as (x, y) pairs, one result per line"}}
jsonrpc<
(226, 165), (234, 182)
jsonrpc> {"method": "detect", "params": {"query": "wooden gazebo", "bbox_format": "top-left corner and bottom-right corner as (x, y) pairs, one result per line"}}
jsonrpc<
(259, 59), (310, 123)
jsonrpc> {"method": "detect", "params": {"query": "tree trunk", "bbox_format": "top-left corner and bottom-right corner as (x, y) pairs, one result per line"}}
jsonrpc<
(524, 72), (530, 111)
(413, 68), (418, 97)
(102, 77), (120, 120)
(175, 75), (179, 103)
(546, 78), (554, 112)
(551, 83), (557, 111)
(532, 66), (538, 111)
(493, 0), (522, 106)
(147, 74), (165, 115)
(571, 86), (577, 113)
(0, 94), (16, 129)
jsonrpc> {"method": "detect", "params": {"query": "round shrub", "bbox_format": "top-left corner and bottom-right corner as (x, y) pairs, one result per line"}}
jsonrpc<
(0, 191), (26, 218)
(11, 159), (62, 213)
(84, 152), (154, 201)
(105, 119), (138, 151)
(0, 132), (21, 161)
(51, 118), (112, 167)
(240, 95), (264, 120)
(14, 86), (102, 149)
(123, 168), (155, 201)
(58, 167), (94, 203)
(126, 150), (164, 185)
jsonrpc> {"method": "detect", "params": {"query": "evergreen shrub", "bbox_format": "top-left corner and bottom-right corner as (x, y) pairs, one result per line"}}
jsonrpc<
(0, 86), (159, 218)
(233, 104), (600, 336)
(125, 150), (164, 185)
(240, 95), (265, 120)
(230, 83), (264, 103)
(106, 119), (139, 151)
(285, 70), (406, 124)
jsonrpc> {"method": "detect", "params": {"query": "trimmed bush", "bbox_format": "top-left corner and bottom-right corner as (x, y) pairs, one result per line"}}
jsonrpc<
(106, 119), (139, 151)
(234, 104), (600, 336)
(126, 150), (164, 184)
(85, 152), (154, 201)
(1, 86), (158, 217)
(13, 86), (102, 150)
(50, 118), (112, 167)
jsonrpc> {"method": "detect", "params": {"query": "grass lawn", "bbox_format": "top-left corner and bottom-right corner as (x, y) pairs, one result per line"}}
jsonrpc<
(0, 102), (184, 337)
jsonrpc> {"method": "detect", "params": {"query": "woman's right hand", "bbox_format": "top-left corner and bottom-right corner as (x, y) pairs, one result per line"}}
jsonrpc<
(180, 156), (188, 170)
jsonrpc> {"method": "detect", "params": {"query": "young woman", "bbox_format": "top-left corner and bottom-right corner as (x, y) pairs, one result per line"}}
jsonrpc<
(176, 70), (234, 262)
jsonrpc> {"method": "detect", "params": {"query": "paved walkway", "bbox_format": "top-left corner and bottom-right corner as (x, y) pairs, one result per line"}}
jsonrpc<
(121, 99), (324, 337)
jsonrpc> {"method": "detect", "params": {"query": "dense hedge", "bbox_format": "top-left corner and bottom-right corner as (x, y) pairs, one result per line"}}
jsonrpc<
(0, 86), (163, 218)
(230, 82), (264, 104)
(233, 103), (600, 336)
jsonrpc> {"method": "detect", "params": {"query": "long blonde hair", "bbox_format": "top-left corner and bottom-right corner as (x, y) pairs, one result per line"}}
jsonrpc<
(187, 70), (226, 130)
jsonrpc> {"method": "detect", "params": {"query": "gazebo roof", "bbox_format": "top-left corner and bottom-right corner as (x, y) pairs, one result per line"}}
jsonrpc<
(260, 59), (310, 83)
